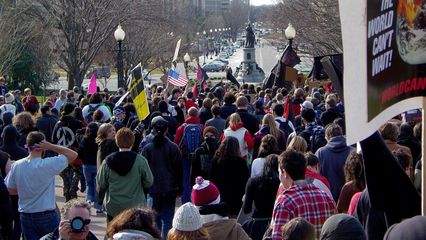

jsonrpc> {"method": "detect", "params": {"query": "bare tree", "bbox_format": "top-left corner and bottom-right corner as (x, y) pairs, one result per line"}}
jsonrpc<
(269, 0), (342, 56)
(223, 0), (249, 40)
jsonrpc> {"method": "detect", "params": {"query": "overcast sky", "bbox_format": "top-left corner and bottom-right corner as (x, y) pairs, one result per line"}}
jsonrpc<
(251, 0), (276, 6)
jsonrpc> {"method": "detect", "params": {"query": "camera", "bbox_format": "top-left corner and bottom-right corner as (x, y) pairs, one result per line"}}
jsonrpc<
(70, 217), (90, 232)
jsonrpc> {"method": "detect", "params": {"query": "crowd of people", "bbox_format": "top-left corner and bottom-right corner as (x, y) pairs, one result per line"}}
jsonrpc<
(0, 74), (425, 240)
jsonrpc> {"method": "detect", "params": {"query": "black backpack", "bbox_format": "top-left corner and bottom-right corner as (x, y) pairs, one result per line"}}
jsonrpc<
(276, 118), (293, 145)
(298, 126), (327, 153)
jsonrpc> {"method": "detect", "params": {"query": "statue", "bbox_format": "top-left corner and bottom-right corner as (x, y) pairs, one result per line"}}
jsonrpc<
(245, 23), (255, 48)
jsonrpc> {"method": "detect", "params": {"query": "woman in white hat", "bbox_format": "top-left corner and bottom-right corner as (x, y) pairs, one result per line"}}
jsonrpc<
(0, 92), (16, 116)
(167, 203), (209, 240)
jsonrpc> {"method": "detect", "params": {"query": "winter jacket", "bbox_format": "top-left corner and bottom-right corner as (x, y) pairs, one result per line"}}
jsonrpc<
(78, 137), (98, 166)
(230, 109), (259, 136)
(191, 139), (220, 183)
(36, 114), (59, 143)
(222, 123), (254, 158)
(97, 151), (153, 217)
(209, 156), (249, 215)
(199, 107), (213, 125)
(316, 135), (353, 202)
(220, 103), (237, 120)
(141, 138), (182, 194)
(205, 117), (226, 138)
(199, 203), (251, 240)
(320, 108), (344, 127)
(16, 126), (38, 148)
(97, 139), (119, 167)
(0, 125), (27, 160)
(397, 125), (421, 166)
(52, 115), (84, 147)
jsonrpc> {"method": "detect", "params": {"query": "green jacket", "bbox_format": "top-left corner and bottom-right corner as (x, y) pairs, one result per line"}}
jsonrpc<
(97, 151), (153, 217)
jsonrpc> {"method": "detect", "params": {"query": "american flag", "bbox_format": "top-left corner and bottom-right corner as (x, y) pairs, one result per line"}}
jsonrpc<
(167, 69), (188, 87)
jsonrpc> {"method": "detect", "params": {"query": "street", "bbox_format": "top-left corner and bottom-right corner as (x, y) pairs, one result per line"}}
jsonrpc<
(49, 39), (312, 91)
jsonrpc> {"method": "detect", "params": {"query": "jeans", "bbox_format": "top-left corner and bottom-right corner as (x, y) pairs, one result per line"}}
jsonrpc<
(181, 156), (191, 204)
(11, 195), (21, 240)
(82, 164), (100, 209)
(20, 210), (59, 240)
(151, 192), (176, 240)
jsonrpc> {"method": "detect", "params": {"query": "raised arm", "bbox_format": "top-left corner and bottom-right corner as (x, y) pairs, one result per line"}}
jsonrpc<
(36, 141), (78, 164)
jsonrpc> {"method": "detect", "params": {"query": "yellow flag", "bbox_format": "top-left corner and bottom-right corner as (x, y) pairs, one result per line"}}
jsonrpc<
(129, 63), (150, 120)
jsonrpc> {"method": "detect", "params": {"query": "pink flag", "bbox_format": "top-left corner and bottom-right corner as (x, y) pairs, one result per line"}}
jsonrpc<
(88, 73), (97, 94)
(197, 64), (202, 81)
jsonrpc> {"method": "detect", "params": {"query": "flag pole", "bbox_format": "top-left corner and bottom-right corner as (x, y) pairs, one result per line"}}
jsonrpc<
(422, 97), (426, 215)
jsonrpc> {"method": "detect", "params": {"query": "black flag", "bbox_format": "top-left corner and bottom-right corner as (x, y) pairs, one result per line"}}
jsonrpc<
(226, 68), (240, 89)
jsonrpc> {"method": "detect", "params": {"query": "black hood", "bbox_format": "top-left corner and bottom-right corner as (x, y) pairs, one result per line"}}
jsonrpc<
(2, 125), (18, 145)
(106, 151), (137, 176)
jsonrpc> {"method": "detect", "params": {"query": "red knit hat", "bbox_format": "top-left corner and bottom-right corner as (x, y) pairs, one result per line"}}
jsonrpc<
(191, 177), (220, 206)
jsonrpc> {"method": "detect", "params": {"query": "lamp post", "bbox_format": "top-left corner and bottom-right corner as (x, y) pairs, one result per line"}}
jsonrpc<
(114, 25), (126, 89)
(203, 30), (207, 65)
(285, 23), (296, 47)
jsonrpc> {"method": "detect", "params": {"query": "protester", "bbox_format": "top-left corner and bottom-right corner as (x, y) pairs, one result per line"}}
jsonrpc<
(220, 92), (237, 120)
(158, 101), (178, 139)
(82, 93), (111, 123)
(192, 177), (250, 240)
(22, 88), (39, 115)
(242, 154), (280, 240)
(167, 202), (209, 240)
(5, 132), (78, 240)
(315, 123), (352, 202)
(205, 105), (226, 138)
(397, 123), (421, 166)
(13, 112), (38, 147)
(141, 116), (182, 239)
(210, 136), (249, 216)
(54, 89), (68, 112)
(36, 104), (59, 143)
(96, 123), (118, 167)
(320, 98), (343, 127)
(229, 96), (259, 135)
(106, 208), (161, 240)
(250, 135), (279, 178)
(253, 114), (286, 158)
(12, 90), (24, 113)
(272, 104), (295, 144)
(296, 108), (326, 152)
(191, 126), (220, 182)
(337, 151), (365, 213)
(199, 98), (213, 125)
(0, 77), (8, 97)
(77, 123), (102, 214)
(280, 217), (315, 240)
(0, 92), (16, 116)
(270, 150), (336, 239)
(222, 113), (254, 161)
(320, 214), (366, 240)
(0, 125), (28, 160)
(97, 128), (153, 222)
(40, 199), (98, 240)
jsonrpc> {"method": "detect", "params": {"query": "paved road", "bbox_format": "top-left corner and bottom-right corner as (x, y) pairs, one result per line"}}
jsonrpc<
(49, 39), (312, 91)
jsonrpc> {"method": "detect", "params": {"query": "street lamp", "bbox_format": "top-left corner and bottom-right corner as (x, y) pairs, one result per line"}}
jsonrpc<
(285, 23), (296, 46)
(114, 25), (126, 89)
(203, 31), (207, 65)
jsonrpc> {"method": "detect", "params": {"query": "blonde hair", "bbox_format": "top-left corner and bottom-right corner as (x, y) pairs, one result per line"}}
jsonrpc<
(167, 228), (209, 240)
(96, 123), (114, 144)
(287, 136), (308, 153)
(229, 113), (241, 127)
(262, 114), (280, 140)
(13, 112), (35, 129)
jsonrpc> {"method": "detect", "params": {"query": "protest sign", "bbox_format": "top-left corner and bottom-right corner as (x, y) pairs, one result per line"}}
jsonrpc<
(129, 63), (150, 120)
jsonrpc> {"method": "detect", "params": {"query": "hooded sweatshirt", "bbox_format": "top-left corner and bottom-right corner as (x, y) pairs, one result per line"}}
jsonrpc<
(97, 151), (154, 217)
(320, 214), (366, 240)
(316, 135), (353, 202)
(0, 125), (27, 160)
(199, 203), (251, 240)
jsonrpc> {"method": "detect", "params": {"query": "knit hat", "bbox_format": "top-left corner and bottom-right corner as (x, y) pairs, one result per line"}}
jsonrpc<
(313, 91), (321, 100)
(172, 202), (203, 232)
(151, 116), (168, 129)
(320, 214), (366, 240)
(5, 93), (14, 104)
(384, 215), (426, 240)
(113, 106), (125, 117)
(191, 177), (220, 206)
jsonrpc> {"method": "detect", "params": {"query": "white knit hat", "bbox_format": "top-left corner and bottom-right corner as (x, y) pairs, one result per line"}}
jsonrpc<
(172, 202), (202, 231)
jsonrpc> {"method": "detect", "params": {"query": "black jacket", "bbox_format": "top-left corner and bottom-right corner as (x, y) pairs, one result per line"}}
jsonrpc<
(320, 108), (344, 127)
(226, 109), (259, 136)
(199, 107), (213, 125)
(0, 125), (27, 160)
(97, 139), (118, 167)
(191, 139), (220, 183)
(36, 114), (59, 143)
(141, 138), (182, 194)
(17, 126), (38, 148)
(52, 115), (84, 147)
(220, 103), (237, 120)
(78, 137), (98, 166)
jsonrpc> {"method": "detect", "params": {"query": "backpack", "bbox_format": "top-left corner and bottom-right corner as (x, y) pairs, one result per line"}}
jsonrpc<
(179, 123), (203, 158)
(298, 126), (327, 153)
(86, 104), (100, 123)
(276, 118), (293, 145)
